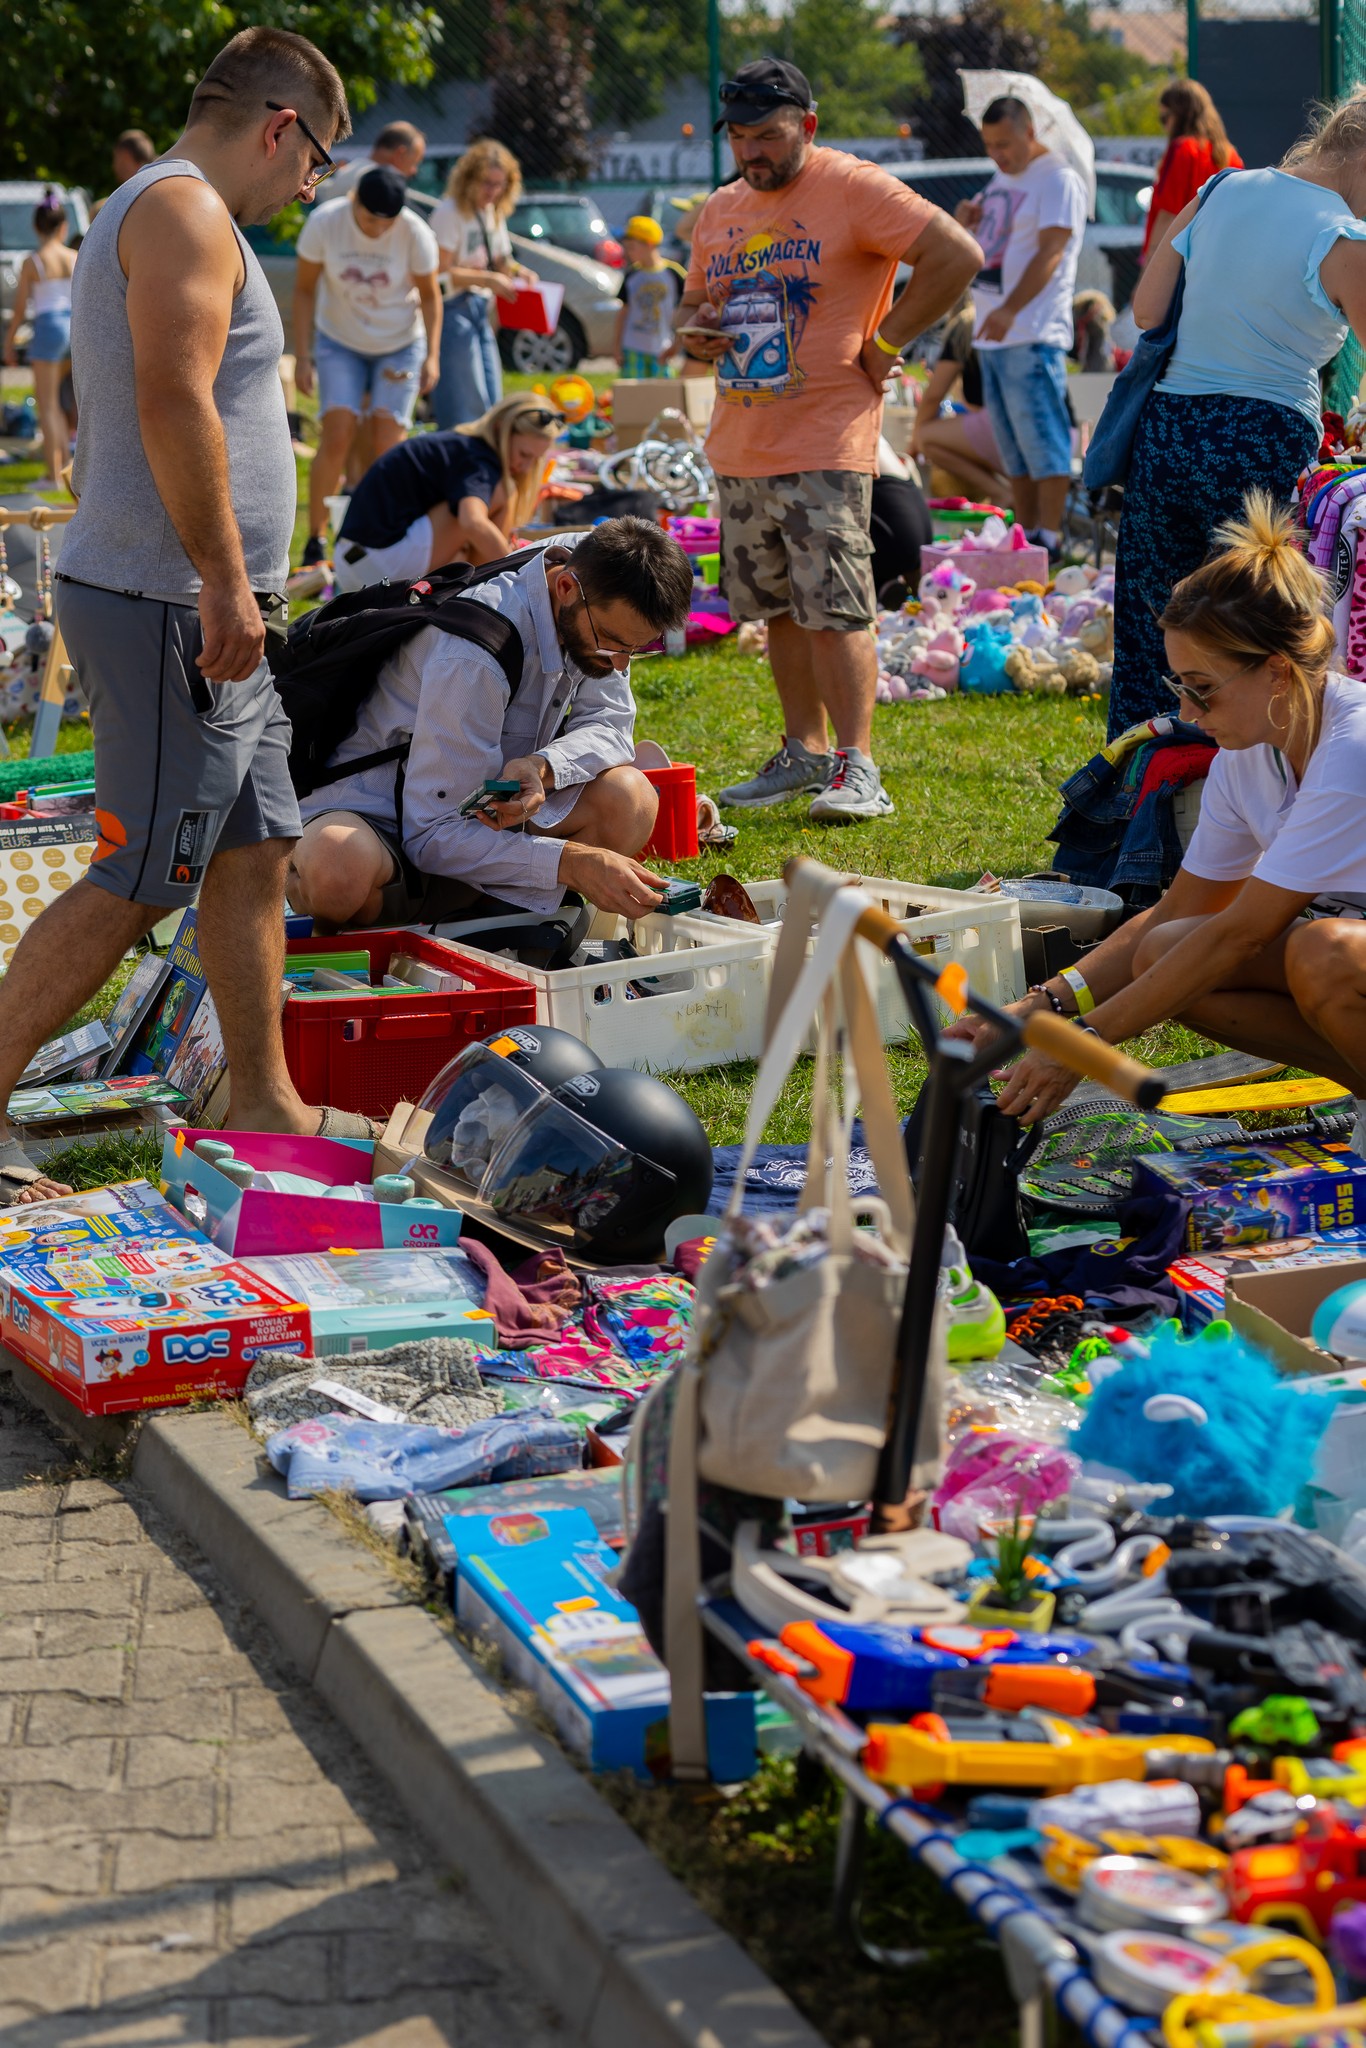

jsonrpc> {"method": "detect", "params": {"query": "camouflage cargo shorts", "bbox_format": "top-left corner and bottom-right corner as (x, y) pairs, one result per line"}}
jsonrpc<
(716, 469), (875, 631)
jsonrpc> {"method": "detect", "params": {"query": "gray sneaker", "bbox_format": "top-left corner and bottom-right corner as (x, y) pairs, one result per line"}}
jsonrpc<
(808, 749), (894, 823)
(718, 737), (836, 809)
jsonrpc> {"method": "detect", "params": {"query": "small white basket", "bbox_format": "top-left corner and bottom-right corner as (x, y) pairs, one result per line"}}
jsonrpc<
(450, 910), (773, 1071)
(686, 875), (1024, 1044)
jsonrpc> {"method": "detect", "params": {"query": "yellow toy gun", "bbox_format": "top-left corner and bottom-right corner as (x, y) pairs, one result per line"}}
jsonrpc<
(863, 1713), (1216, 1792)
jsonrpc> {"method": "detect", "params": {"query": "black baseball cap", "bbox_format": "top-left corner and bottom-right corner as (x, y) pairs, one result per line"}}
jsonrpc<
(356, 165), (408, 218)
(713, 59), (816, 131)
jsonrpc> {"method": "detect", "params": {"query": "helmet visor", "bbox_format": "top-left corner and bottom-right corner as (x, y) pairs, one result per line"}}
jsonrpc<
(406, 1041), (548, 1186)
(477, 1092), (677, 1251)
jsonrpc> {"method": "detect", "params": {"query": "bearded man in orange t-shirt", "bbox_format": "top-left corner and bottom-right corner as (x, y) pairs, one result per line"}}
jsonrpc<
(679, 60), (981, 821)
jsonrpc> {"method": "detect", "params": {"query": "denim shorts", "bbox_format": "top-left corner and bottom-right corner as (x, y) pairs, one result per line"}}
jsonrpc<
(978, 343), (1073, 480)
(314, 329), (425, 426)
(28, 309), (70, 363)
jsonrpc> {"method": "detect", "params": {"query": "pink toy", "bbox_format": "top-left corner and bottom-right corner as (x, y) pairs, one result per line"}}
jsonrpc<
(911, 624), (965, 692)
(917, 561), (977, 624)
(968, 586), (1008, 614)
(931, 1433), (1080, 1542)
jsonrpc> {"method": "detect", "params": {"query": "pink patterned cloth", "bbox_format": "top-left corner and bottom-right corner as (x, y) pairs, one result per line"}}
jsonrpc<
(1347, 519), (1366, 682)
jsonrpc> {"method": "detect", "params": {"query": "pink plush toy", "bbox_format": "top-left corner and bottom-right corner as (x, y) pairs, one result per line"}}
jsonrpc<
(911, 624), (965, 691)
(917, 561), (977, 626)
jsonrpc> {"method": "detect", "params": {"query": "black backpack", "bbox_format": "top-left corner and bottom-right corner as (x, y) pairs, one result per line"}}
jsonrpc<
(903, 1077), (1040, 1263)
(268, 549), (539, 801)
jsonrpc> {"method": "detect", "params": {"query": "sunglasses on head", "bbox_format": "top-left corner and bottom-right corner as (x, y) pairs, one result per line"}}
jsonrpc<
(718, 81), (810, 112)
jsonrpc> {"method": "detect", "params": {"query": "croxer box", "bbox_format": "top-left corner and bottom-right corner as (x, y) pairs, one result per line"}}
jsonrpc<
(702, 227), (823, 404)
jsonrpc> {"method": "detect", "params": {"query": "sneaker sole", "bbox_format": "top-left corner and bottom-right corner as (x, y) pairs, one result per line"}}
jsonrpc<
(809, 799), (895, 823)
(720, 781), (831, 810)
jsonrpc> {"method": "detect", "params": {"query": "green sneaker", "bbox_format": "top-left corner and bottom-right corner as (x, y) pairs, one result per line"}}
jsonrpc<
(939, 1229), (1006, 1363)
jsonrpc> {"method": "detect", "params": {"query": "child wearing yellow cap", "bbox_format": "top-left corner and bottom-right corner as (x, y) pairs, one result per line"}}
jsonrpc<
(615, 214), (685, 379)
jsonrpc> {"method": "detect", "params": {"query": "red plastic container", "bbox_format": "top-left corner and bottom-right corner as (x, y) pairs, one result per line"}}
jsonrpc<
(281, 930), (535, 1121)
(641, 763), (699, 861)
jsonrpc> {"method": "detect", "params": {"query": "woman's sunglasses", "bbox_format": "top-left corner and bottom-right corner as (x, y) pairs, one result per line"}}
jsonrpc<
(514, 408), (566, 431)
(1161, 656), (1263, 714)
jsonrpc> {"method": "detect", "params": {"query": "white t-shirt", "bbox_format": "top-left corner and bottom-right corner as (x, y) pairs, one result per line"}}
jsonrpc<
(296, 196), (439, 355)
(972, 152), (1087, 351)
(430, 198), (513, 303)
(1184, 673), (1366, 916)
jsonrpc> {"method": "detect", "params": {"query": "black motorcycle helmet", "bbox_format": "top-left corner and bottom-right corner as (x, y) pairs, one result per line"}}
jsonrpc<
(478, 1066), (714, 1263)
(412, 1026), (602, 1187)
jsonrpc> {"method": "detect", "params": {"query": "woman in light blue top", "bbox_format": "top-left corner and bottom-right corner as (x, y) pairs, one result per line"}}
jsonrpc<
(1107, 90), (1366, 740)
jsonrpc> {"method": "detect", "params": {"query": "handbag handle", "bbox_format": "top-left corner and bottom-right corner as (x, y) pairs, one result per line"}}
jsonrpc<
(726, 879), (914, 1253)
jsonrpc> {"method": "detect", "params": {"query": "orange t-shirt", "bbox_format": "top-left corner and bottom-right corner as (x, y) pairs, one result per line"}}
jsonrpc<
(685, 148), (936, 477)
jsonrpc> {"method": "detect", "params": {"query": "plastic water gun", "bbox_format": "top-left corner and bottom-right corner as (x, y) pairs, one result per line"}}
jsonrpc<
(862, 1709), (1216, 1792)
(746, 1620), (1097, 1716)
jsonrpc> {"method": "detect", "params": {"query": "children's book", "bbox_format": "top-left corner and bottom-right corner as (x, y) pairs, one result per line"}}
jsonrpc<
(7, 1075), (186, 1126)
(129, 911), (206, 1077)
(19, 1020), (110, 1087)
(99, 953), (173, 1076)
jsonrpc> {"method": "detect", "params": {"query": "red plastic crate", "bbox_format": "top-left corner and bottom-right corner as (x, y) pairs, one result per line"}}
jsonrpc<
(641, 763), (698, 861)
(282, 929), (535, 1121)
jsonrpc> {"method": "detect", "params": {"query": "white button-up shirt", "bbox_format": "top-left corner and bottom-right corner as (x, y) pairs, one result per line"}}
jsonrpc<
(298, 542), (638, 913)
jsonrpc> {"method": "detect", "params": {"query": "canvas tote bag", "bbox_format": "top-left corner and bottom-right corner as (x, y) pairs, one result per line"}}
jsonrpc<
(660, 871), (946, 1776)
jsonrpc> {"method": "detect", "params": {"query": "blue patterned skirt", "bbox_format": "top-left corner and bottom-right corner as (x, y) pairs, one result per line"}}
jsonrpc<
(1107, 391), (1321, 740)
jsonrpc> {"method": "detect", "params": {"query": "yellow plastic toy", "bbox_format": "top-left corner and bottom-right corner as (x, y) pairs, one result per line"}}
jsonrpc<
(862, 1715), (1215, 1792)
(1273, 1754), (1366, 1802)
(548, 373), (597, 423)
(1160, 1934), (1338, 2048)
(1041, 1824), (1227, 1894)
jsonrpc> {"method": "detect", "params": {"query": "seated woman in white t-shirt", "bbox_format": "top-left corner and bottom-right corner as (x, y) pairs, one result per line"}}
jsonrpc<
(953, 494), (1366, 1139)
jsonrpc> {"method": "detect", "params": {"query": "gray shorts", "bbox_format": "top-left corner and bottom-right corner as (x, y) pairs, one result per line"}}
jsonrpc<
(56, 579), (301, 910)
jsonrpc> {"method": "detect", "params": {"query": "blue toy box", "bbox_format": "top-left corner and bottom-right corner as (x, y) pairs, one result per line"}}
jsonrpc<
(455, 1508), (755, 1780)
(1135, 1142), (1366, 1252)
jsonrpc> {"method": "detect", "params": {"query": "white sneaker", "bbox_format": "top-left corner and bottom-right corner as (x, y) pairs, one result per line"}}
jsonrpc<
(808, 749), (894, 823)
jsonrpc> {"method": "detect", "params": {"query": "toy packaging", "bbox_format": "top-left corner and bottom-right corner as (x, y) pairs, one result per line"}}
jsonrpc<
(1169, 1232), (1366, 1328)
(1135, 1141), (1366, 1251)
(0, 1247), (310, 1416)
(0, 1181), (192, 1259)
(404, 1468), (627, 1590)
(242, 1248), (491, 1355)
(160, 1128), (465, 1256)
(455, 1507), (755, 1777)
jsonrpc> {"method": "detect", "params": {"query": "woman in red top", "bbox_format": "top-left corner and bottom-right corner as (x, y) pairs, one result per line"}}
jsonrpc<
(1142, 80), (1243, 261)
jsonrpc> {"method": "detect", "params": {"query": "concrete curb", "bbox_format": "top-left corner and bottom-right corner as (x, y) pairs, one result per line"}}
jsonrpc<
(132, 1411), (829, 2048)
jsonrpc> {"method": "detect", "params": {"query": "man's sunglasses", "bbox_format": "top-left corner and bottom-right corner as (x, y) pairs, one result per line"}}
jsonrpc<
(1161, 656), (1263, 715)
(718, 81), (811, 113)
(266, 102), (335, 189)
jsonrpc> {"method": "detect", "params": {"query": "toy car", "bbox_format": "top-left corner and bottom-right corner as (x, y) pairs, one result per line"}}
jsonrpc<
(1228, 1807), (1366, 1942)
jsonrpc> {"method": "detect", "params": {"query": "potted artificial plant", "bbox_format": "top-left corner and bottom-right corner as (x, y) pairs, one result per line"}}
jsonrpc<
(966, 1504), (1057, 1634)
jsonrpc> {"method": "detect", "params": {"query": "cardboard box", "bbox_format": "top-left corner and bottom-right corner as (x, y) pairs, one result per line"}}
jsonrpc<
(455, 1507), (755, 1779)
(241, 1249), (491, 1356)
(1171, 1233), (1366, 1329)
(0, 1182), (199, 1260)
(0, 1255), (311, 1416)
(611, 376), (714, 450)
(160, 1128), (466, 1256)
(1136, 1142), (1366, 1253)
(1225, 1257), (1366, 1377)
(919, 537), (1050, 594)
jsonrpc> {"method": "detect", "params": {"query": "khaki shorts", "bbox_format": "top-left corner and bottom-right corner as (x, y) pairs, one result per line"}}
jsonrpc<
(716, 470), (876, 631)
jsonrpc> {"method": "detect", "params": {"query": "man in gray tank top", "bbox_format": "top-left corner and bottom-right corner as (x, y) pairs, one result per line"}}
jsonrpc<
(0, 29), (374, 1202)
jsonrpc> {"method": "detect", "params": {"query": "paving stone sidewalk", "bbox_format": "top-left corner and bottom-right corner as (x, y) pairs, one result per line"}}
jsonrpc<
(0, 1372), (567, 2047)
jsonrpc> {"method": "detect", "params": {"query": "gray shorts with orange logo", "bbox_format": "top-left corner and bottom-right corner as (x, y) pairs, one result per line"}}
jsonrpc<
(716, 469), (876, 631)
(56, 579), (300, 911)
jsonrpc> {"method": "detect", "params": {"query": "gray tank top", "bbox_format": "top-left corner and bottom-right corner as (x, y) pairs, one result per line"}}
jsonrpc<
(61, 160), (295, 604)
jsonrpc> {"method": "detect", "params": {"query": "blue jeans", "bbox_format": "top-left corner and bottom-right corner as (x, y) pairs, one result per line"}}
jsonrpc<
(978, 343), (1073, 479)
(313, 329), (425, 427)
(435, 292), (502, 430)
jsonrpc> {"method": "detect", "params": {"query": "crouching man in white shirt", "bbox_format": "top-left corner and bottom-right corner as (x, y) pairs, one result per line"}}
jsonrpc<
(287, 518), (695, 927)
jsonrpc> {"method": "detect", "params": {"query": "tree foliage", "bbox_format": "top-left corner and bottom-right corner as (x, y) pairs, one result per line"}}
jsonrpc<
(484, 0), (596, 182)
(0, 0), (438, 194)
(898, 0), (1167, 158)
(727, 0), (925, 137)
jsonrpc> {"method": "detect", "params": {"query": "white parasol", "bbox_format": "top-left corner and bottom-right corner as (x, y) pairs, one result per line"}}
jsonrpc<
(958, 68), (1097, 217)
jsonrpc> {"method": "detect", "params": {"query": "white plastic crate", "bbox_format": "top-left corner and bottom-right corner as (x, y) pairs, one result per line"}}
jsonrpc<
(686, 876), (1024, 1044)
(450, 910), (773, 1072)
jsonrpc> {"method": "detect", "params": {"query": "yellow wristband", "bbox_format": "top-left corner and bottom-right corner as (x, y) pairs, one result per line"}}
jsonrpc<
(871, 329), (901, 356)
(1060, 966), (1095, 1015)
